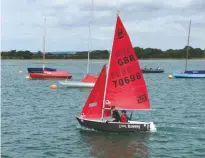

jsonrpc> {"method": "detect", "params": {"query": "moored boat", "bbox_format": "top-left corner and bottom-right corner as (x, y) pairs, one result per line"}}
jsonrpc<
(184, 70), (205, 74)
(59, 80), (94, 88)
(59, 0), (98, 87)
(172, 20), (205, 78)
(29, 70), (72, 79)
(141, 68), (164, 73)
(27, 67), (56, 73)
(173, 72), (205, 78)
(59, 73), (97, 87)
(27, 18), (72, 80)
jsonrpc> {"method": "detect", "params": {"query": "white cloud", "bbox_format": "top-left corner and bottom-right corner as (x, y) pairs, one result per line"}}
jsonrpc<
(1, 0), (205, 51)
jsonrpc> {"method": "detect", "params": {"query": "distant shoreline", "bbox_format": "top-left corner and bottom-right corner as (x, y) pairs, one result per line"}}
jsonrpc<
(1, 46), (205, 60)
(1, 58), (204, 60)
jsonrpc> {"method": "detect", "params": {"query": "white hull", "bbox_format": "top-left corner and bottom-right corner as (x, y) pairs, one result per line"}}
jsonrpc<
(59, 80), (95, 88)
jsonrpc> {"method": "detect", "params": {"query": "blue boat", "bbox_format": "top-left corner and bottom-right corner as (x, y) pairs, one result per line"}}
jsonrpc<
(27, 67), (56, 73)
(172, 20), (205, 79)
(184, 70), (205, 74)
(173, 72), (205, 78)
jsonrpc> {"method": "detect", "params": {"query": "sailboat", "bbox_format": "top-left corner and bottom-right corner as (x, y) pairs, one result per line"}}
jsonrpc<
(172, 20), (205, 78)
(76, 13), (156, 132)
(28, 18), (72, 79)
(141, 67), (164, 73)
(59, 0), (98, 87)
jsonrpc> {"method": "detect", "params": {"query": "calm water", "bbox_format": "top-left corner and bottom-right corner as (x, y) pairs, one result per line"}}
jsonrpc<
(1, 59), (205, 158)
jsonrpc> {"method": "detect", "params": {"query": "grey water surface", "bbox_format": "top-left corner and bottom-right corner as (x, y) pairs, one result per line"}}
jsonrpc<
(1, 59), (205, 158)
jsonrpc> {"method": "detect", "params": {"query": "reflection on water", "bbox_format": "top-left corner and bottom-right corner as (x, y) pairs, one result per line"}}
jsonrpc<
(79, 130), (150, 158)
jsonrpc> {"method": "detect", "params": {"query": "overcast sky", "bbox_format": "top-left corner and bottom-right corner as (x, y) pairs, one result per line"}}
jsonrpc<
(1, 0), (205, 52)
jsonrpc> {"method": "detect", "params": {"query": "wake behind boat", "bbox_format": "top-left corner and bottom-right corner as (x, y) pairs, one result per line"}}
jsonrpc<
(76, 13), (156, 133)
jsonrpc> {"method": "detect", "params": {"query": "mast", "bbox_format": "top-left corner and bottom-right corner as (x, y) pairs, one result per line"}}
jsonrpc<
(86, 0), (94, 74)
(185, 20), (191, 72)
(101, 49), (112, 120)
(101, 11), (120, 120)
(42, 18), (46, 70)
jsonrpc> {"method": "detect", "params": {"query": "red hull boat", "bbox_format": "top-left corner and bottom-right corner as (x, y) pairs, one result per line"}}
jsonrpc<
(29, 70), (72, 79)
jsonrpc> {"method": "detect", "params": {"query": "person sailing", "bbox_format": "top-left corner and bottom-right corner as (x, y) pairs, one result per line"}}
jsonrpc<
(120, 110), (128, 122)
(111, 106), (121, 122)
(106, 105), (121, 123)
(120, 110), (132, 122)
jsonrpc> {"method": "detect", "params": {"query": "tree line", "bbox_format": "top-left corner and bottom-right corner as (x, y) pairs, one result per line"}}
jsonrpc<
(1, 46), (205, 59)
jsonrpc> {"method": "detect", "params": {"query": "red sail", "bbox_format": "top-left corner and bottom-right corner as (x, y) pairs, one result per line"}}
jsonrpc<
(104, 15), (151, 110)
(81, 65), (111, 118)
(81, 74), (98, 83)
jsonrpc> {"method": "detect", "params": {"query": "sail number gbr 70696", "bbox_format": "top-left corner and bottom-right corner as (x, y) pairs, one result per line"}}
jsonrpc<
(112, 72), (141, 88)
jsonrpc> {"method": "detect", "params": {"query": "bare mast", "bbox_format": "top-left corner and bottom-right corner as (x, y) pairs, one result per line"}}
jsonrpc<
(42, 18), (46, 70)
(87, 0), (94, 74)
(185, 20), (191, 71)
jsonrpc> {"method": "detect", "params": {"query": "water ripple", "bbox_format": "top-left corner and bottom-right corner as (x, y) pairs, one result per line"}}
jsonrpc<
(1, 59), (205, 158)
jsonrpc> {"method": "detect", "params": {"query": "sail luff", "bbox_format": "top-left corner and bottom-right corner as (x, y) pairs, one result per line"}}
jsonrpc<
(185, 20), (191, 71)
(101, 12), (120, 119)
(101, 50), (112, 120)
